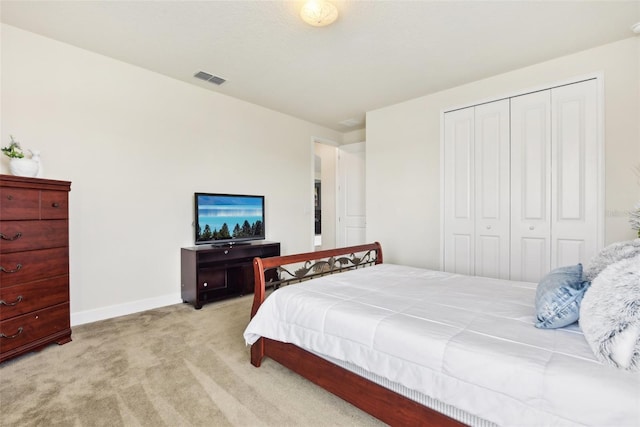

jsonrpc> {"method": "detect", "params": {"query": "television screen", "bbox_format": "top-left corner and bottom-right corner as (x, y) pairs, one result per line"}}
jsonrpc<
(195, 193), (265, 245)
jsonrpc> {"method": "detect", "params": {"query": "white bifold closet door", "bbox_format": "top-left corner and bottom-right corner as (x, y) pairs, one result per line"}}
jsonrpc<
(444, 78), (600, 282)
(510, 90), (552, 282)
(443, 99), (510, 279)
(511, 80), (599, 281)
(443, 107), (474, 276)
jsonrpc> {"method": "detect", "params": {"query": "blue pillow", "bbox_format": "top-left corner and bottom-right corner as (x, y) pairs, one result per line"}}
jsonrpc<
(534, 264), (590, 329)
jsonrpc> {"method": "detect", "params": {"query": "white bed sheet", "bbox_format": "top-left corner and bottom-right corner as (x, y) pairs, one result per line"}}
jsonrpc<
(244, 264), (640, 427)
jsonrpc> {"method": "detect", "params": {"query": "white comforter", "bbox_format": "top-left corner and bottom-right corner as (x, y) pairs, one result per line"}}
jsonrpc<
(244, 264), (640, 427)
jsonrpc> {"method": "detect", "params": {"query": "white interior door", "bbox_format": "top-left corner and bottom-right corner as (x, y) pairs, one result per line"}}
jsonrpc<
(337, 142), (366, 247)
(551, 79), (599, 268)
(474, 100), (511, 279)
(510, 90), (552, 282)
(443, 107), (475, 275)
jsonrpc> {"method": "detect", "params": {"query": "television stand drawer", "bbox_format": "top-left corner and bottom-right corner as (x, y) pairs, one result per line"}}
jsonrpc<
(197, 246), (256, 263)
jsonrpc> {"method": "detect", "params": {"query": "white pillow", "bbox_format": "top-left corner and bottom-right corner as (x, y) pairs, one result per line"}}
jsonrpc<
(583, 238), (640, 281)
(579, 253), (640, 371)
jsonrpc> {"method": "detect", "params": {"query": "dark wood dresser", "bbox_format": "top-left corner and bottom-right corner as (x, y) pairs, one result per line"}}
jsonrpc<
(0, 174), (72, 363)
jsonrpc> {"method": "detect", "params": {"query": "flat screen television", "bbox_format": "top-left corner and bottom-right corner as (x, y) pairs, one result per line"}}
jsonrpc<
(194, 193), (265, 245)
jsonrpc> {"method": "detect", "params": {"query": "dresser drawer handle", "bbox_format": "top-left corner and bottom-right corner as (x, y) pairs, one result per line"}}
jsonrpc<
(0, 232), (22, 241)
(0, 295), (23, 306)
(52, 202), (60, 208)
(0, 264), (22, 274)
(0, 327), (23, 340)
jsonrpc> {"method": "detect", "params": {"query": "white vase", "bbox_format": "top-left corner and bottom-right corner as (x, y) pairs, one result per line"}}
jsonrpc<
(30, 150), (43, 177)
(9, 158), (39, 177)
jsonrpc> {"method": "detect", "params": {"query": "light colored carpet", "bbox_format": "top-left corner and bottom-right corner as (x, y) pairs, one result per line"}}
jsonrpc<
(0, 295), (383, 426)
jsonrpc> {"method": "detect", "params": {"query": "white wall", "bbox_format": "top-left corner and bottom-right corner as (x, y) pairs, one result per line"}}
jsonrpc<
(342, 128), (366, 145)
(1, 24), (342, 324)
(638, 36), (640, 202)
(367, 36), (640, 268)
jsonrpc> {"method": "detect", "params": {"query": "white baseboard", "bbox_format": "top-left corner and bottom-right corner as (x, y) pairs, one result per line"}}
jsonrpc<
(70, 293), (182, 326)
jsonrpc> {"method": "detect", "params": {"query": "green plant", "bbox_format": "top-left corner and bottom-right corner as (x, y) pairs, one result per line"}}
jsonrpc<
(1, 135), (24, 159)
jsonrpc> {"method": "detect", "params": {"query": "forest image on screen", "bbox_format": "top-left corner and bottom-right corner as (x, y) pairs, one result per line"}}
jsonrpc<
(196, 194), (264, 243)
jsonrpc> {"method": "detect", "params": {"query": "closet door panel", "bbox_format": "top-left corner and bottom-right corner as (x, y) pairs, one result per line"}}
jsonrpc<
(551, 79), (599, 268)
(556, 98), (583, 220)
(556, 239), (585, 268)
(521, 105), (549, 220)
(452, 234), (473, 275)
(520, 237), (549, 283)
(474, 100), (510, 279)
(476, 235), (502, 278)
(510, 91), (552, 282)
(444, 108), (475, 275)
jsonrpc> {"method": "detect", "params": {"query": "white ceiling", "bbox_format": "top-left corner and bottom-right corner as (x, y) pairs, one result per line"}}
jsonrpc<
(1, 1), (639, 132)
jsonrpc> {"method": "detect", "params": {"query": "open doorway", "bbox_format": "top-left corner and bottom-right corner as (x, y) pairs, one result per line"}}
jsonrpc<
(313, 140), (366, 250)
(314, 142), (337, 250)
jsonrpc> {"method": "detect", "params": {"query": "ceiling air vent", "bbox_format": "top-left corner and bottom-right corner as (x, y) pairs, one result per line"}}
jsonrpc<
(194, 71), (226, 86)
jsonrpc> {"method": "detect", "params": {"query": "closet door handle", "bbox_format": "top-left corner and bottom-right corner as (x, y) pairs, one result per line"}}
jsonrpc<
(0, 232), (22, 241)
(529, 225), (535, 231)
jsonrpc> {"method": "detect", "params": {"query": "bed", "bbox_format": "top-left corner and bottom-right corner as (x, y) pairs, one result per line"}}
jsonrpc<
(244, 242), (640, 426)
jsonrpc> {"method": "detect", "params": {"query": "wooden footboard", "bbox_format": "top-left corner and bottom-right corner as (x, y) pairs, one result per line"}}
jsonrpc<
(249, 242), (464, 427)
(250, 242), (383, 320)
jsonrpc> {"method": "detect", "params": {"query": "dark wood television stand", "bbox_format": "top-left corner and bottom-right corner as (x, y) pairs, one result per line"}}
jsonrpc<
(180, 241), (280, 309)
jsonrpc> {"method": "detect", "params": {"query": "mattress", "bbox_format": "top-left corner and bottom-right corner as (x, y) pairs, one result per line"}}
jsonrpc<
(244, 264), (640, 427)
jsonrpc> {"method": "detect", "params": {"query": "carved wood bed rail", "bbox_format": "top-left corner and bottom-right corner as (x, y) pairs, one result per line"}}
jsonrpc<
(249, 242), (464, 427)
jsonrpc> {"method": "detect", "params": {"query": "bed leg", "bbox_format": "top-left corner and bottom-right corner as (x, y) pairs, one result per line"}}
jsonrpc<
(251, 338), (264, 367)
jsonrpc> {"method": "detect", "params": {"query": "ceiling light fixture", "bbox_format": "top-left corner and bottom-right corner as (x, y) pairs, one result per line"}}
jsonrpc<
(300, 0), (338, 27)
(632, 22), (640, 34)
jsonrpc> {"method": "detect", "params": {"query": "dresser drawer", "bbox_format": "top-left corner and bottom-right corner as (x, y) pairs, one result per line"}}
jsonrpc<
(0, 247), (68, 288)
(0, 276), (69, 320)
(0, 220), (68, 253)
(40, 190), (69, 219)
(0, 303), (70, 353)
(0, 188), (40, 220)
